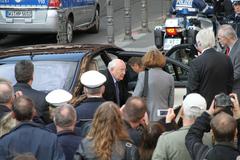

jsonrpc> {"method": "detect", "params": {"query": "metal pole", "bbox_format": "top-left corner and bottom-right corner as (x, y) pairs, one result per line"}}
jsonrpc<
(141, 0), (150, 32)
(124, 0), (133, 40)
(57, 9), (67, 44)
(106, 0), (114, 44)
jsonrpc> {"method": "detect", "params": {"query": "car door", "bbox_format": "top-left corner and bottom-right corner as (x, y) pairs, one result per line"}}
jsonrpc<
(72, 0), (87, 26)
(83, 0), (96, 23)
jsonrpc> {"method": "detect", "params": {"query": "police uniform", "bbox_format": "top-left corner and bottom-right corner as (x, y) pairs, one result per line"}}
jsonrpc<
(76, 70), (106, 127)
(170, 0), (214, 15)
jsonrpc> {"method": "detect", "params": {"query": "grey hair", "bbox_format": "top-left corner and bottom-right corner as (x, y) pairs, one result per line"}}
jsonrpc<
(218, 24), (237, 40)
(0, 80), (14, 104)
(53, 104), (76, 128)
(85, 86), (102, 95)
(196, 28), (216, 49)
(108, 59), (118, 70)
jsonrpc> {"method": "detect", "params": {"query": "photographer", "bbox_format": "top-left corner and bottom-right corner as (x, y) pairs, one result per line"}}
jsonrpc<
(185, 93), (240, 160)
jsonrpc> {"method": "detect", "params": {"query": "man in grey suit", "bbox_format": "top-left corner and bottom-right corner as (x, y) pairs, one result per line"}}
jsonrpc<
(218, 24), (240, 100)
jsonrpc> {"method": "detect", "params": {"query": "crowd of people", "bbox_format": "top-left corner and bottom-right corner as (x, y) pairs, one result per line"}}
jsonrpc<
(2, 1), (240, 160)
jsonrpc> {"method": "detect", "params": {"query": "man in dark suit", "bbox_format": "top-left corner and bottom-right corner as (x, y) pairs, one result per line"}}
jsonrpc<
(102, 59), (129, 106)
(187, 28), (233, 108)
(218, 24), (240, 102)
(13, 60), (51, 124)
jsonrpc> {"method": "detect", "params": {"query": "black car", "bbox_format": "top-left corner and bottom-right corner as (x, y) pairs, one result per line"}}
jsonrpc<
(0, 43), (189, 107)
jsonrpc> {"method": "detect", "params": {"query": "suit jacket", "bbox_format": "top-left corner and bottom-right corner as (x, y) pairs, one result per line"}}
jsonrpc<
(133, 68), (174, 121)
(102, 70), (129, 106)
(229, 39), (240, 100)
(187, 48), (233, 108)
(14, 83), (51, 124)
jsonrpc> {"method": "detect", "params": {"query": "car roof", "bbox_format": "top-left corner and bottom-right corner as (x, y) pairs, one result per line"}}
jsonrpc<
(0, 43), (123, 59)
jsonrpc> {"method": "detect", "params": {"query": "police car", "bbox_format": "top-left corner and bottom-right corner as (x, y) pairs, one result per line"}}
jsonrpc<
(0, 43), (189, 107)
(0, 0), (100, 42)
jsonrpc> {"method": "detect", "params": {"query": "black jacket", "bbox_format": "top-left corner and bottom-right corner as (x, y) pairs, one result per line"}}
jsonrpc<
(74, 138), (139, 160)
(187, 48), (233, 108)
(185, 112), (240, 160)
(14, 83), (51, 123)
(102, 70), (129, 106)
(58, 130), (82, 160)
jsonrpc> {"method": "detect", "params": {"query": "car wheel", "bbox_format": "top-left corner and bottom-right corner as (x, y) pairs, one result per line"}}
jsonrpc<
(154, 29), (163, 50)
(66, 20), (73, 43)
(88, 9), (100, 33)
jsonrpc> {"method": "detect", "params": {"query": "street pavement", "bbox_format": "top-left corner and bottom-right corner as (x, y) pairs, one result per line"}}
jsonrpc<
(0, 0), (170, 49)
(114, 0), (170, 51)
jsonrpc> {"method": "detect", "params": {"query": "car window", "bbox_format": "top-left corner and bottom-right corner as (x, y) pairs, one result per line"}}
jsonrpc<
(168, 49), (195, 65)
(0, 61), (78, 91)
(93, 55), (107, 71)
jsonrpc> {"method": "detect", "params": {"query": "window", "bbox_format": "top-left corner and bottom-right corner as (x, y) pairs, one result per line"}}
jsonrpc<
(0, 61), (78, 91)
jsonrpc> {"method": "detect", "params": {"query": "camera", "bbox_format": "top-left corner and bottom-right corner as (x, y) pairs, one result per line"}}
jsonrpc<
(214, 93), (233, 116)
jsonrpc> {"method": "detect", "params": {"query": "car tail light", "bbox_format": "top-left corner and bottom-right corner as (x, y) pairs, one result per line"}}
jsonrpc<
(49, 0), (61, 8)
(166, 27), (178, 36)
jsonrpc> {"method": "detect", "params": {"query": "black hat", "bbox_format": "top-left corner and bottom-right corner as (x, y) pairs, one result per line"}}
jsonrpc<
(215, 93), (233, 107)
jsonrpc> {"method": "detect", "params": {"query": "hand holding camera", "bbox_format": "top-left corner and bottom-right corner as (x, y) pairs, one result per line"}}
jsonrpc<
(229, 93), (240, 119)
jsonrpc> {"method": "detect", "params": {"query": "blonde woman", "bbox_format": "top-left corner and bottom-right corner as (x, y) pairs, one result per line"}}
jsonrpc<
(74, 101), (139, 160)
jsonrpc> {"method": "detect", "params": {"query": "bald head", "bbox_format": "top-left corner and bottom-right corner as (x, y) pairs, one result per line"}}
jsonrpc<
(0, 80), (14, 105)
(54, 104), (76, 130)
(210, 112), (237, 142)
(108, 59), (126, 81)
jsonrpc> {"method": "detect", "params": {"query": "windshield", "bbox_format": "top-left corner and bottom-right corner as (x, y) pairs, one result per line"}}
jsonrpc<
(0, 61), (78, 91)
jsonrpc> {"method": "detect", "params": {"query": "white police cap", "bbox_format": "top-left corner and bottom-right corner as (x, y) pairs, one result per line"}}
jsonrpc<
(80, 70), (106, 88)
(45, 89), (72, 107)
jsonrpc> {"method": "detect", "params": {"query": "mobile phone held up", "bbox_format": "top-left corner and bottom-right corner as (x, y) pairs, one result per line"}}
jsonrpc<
(157, 109), (168, 117)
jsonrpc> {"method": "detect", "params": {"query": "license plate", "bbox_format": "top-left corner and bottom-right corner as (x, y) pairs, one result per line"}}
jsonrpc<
(164, 38), (181, 50)
(6, 10), (32, 18)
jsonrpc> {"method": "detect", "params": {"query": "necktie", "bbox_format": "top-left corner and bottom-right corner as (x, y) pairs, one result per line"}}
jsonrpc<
(115, 81), (120, 106)
(226, 47), (230, 56)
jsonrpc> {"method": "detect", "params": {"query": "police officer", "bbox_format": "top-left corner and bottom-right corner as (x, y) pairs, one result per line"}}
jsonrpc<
(75, 70), (106, 127)
(223, 0), (240, 37)
(225, 0), (240, 22)
(170, 0), (214, 16)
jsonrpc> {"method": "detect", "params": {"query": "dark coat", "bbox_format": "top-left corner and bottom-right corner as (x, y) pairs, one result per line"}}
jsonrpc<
(45, 123), (82, 136)
(185, 112), (240, 160)
(74, 138), (139, 160)
(75, 97), (105, 121)
(187, 48), (233, 108)
(123, 120), (143, 147)
(0, 122), (65, 160)
(102, 69), (129, 106)
(0, 104), (11, 119)
(13, 83), (51, 124)
(58, 130), (82, 160)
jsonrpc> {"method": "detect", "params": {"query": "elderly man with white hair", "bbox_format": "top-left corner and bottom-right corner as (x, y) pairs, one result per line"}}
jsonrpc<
(102, 59), (129, 106)
(152, 93), (212, 160)
(187, 28), (233, 108)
